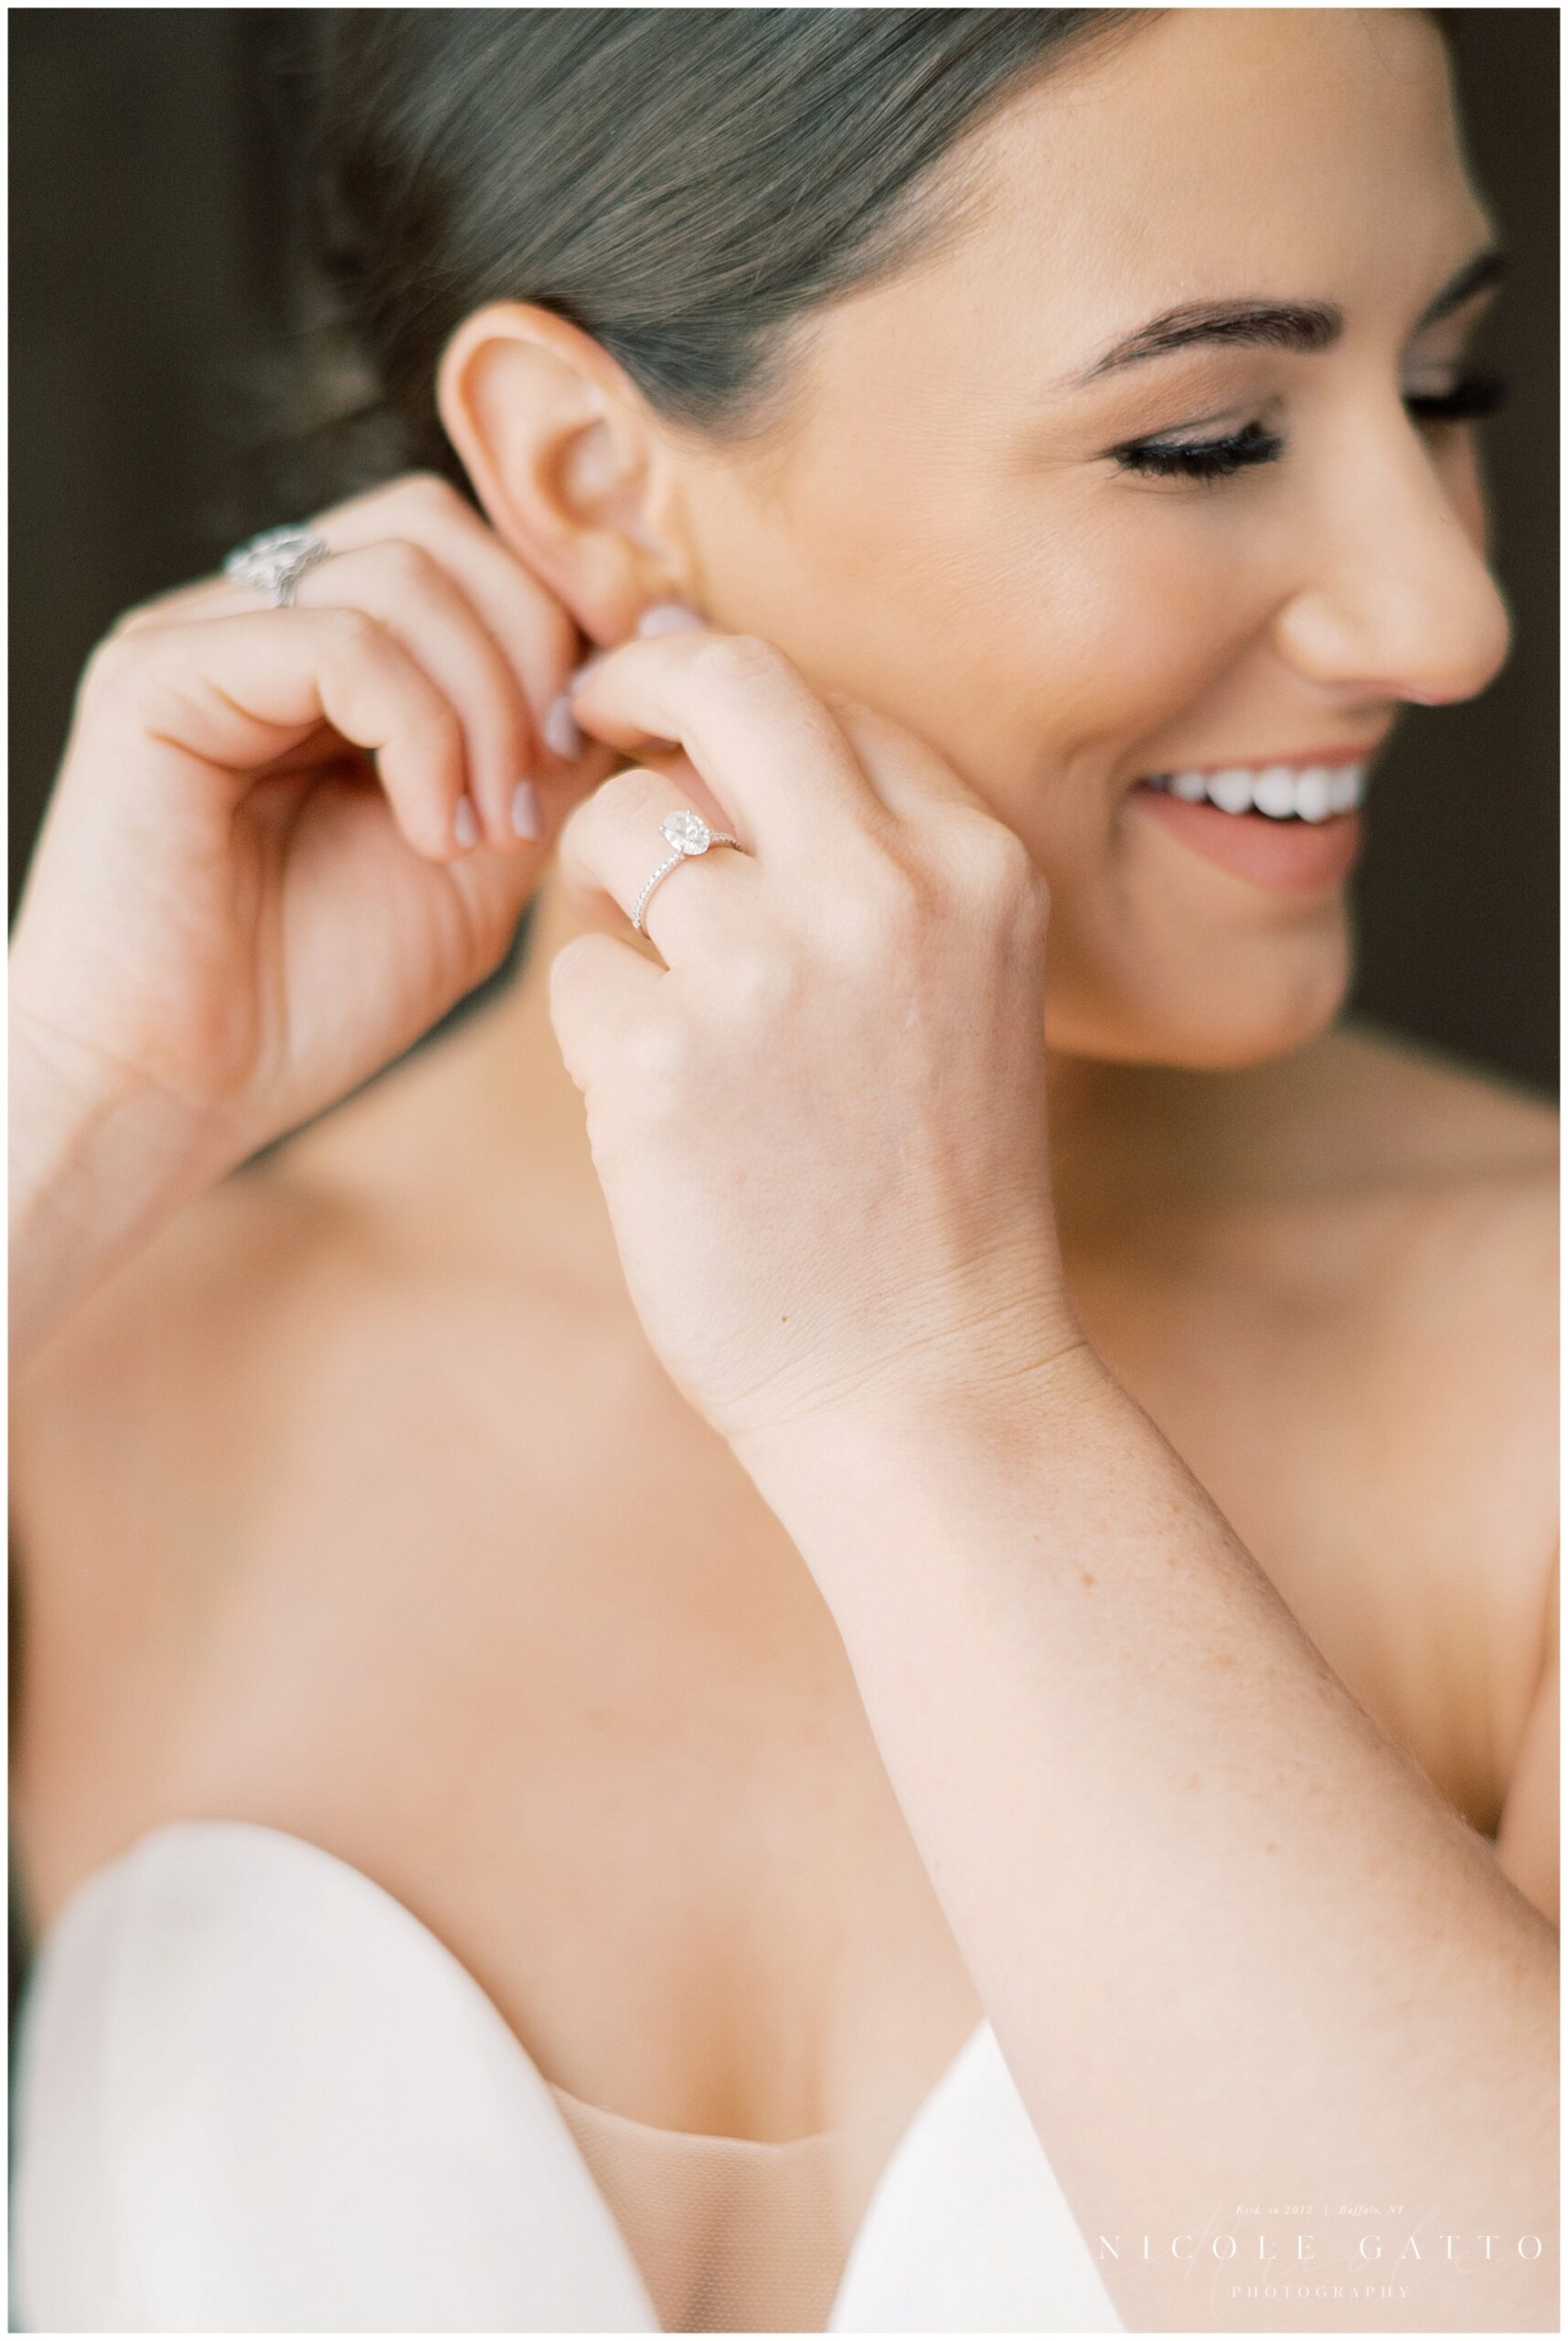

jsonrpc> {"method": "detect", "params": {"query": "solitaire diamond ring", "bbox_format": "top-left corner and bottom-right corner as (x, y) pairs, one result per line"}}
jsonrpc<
(224, 524), (333, 608)
(632, 809), (743, 934)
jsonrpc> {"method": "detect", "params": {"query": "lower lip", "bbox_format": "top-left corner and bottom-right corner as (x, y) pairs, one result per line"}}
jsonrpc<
(1125, 781), (1363, 893)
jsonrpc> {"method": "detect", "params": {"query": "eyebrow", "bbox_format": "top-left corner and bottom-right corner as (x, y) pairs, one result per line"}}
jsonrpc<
(1061, 244), (1509, 390)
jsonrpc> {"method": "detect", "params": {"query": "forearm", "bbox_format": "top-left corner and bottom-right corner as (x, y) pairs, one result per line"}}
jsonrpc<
(9, 1008), (225, 1369)
(736, 1348), (1558, 2333)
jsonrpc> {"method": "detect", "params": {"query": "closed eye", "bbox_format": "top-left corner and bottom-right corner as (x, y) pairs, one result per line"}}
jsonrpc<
(1111, 368), (1512, 485)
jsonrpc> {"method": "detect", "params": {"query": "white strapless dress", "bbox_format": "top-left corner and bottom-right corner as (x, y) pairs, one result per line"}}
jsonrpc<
(10, 1822), (1123, 2333)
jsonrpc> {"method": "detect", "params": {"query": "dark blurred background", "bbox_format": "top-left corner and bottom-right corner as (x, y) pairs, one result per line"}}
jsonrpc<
(9, 7), (1560, 1095)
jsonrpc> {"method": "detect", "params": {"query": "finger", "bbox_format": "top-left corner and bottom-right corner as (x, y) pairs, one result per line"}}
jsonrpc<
(113, 573), (239, 631)
(553, 760), (759, 965)
(567, 629), (880, 867)
(95, 606), (478, 863)
(138, 473), (586, 789)
(288, 756), (540, 983)
(826, 698), (1049, 918)
(823, 694), (996, 827)
(310, 474), (582, 767)
(548, 928), (661, 1098)
(289, 539), (536, 851)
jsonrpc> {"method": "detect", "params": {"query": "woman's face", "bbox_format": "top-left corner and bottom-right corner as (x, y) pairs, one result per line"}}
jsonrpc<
(661, 7), (1511, 1069)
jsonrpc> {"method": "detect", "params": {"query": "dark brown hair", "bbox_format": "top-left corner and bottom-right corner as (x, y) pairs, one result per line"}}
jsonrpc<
(282, 7), (1154, 505)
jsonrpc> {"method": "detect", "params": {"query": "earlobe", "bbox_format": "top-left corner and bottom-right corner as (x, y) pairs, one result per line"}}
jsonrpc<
(436, 302), (694, 645)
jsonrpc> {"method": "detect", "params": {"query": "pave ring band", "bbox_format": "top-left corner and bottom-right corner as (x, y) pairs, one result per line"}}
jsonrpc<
(633, 809), (743, 934)
(223, 524), (333, 608)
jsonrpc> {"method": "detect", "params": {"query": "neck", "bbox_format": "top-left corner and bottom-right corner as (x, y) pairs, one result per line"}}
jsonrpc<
(439, 871), (631, 1271)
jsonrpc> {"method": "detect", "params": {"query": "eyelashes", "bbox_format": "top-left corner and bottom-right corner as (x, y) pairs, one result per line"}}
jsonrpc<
(1111, 368), (1513, 483)
(1404, 368), (1512, 426)
(1115, 417), (1283, 482)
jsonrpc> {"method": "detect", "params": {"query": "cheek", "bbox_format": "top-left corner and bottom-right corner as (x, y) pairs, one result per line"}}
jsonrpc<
(682, 456), (1349, 1070)
(684, 459), (1262, 820)
(836, 508), (1270, 861)
(977, 497), (1266, 722)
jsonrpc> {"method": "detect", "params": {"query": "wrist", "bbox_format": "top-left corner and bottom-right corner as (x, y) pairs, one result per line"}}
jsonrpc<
(730, 1306), (1113, 1595)
(10, 1006), (234, 1366)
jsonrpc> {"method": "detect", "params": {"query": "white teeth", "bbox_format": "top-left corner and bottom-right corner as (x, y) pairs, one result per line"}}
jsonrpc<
(1295, 764), (1333, 822)
(1208, 767), (1256, 815)
(1147, 760), (1369, 819)
(1252, 764), (1298, 818)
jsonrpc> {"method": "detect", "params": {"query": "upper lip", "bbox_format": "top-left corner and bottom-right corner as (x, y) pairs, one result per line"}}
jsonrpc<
(1137, 738), (1390, 781)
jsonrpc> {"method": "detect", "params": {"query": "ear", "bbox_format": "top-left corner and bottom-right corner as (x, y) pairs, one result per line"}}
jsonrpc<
(437, 302), (699, 646)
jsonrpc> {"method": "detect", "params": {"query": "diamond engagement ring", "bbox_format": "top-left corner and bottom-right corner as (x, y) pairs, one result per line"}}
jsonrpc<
(223, 524), (333, 608)
(632, 809), (742, 934)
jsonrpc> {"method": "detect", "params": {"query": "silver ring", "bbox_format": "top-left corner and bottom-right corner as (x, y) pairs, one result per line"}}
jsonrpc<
(632, 809), (742, 934)
(223, 524), (333, 608)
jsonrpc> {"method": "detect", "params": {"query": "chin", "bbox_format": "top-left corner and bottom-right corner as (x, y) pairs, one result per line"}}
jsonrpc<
(1050, 916), (1356, 1074)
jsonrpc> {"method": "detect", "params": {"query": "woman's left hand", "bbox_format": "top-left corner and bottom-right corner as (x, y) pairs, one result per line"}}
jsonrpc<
(549, 627), (1089, 1451)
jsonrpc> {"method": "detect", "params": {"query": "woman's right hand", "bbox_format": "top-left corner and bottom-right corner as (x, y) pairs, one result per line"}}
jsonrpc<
(11, 471), (613, 1193)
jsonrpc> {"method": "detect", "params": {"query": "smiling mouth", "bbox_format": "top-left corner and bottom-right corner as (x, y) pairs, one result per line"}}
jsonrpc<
(1132, 757), (1371, 823)
(1125, 759), (1371, 895)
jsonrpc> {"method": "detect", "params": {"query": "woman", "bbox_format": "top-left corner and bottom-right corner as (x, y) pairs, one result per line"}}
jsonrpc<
(8, 8), (1557, 2332)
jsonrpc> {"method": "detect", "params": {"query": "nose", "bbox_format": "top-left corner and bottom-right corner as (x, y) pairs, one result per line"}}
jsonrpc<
(1273, 410), (1514, 708)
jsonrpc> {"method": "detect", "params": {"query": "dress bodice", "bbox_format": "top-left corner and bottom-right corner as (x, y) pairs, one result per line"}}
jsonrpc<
(9, 1821), (1123, 2332)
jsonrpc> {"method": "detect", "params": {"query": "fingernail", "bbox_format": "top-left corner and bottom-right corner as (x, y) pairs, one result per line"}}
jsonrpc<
(453, 795), (480, 850)
(510, 779), (541, 840)
(635, 602), (705, 637)
(566, 650), (607, 698)
(542, 693), (583, 759)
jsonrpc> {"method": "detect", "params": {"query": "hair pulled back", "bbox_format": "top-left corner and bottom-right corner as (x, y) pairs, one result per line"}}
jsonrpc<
(283, 7), (1152, 506)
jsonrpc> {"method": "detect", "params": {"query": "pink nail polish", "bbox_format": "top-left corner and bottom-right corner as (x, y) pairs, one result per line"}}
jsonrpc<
(542, 694), (583, 759)
(635, 602), (705, 637)
(453, 795), (480, 850)
(566, 651), (607, 697)
(511, 780), (541, 839)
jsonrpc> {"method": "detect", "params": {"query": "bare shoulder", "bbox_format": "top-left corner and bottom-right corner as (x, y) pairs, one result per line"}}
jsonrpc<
(9, 1149), (378, 1581)
(11, 1147), (372, 1392)
(1297, 1010), (1556, 1441)
(1166, 1010), (1554, 1350)
(1282, 1016), (1556, 1787)
(1272, 1010), (1556, 1192)
(1302, 1016), (1555, 1416)
(1147, 1015), (1554, 1811)
(7, 1146), (387, 1906)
